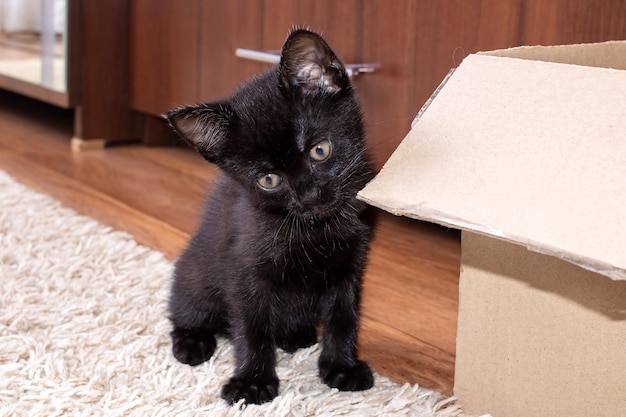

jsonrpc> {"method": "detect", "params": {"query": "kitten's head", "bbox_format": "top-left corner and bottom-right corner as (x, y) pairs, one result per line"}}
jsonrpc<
(167, 29), (373, 221)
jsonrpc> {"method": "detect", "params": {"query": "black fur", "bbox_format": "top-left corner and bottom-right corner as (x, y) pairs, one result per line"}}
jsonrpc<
(166, 29), (377, 405)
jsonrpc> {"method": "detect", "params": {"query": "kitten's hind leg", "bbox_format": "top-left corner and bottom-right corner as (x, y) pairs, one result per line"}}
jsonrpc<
(275, 295), (319, 353)
(275, 324), (318, 353)
(169, 283), (228, 366)
(169, 306), (227, 366)
(168, 259), (228, 366)
(171, 327), (217, 366)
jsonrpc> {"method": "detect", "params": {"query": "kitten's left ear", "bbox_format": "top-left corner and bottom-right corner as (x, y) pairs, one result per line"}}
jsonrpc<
(165, 102), (235, 163)
(279, 29), (349, 94)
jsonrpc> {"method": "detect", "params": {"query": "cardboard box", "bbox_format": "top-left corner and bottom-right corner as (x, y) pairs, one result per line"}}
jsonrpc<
(358, 41), (626, 417)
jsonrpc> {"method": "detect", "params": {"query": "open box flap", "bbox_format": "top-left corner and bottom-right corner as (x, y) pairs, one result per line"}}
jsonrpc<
(359, 44), (626, 280)
(480, 40), (626, 70)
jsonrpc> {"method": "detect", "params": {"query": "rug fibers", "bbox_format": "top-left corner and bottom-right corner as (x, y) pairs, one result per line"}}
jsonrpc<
(0, 170), (473, 416)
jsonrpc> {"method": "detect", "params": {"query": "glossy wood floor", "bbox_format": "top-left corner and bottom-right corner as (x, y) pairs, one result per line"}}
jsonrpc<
(0, 90), (461, 396)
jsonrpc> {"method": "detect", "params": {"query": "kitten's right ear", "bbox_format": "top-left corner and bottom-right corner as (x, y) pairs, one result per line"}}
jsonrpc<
(165, 102), (235, 162)
(279, 29), (349, 95)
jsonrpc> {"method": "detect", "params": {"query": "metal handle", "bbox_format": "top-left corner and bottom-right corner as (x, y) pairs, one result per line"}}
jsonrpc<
(235, 48), (379, 78)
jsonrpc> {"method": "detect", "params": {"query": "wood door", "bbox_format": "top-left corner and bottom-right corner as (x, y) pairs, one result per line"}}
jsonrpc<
(129, 0), (202, 115)
(258, 0), (361, 61)
(197, 1), (265, 101)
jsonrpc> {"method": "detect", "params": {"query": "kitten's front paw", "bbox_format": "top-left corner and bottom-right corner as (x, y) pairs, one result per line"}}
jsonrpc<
(221, 376), (279, 405)
(319, 360), (374, 391)
(171, 327), (216, 366)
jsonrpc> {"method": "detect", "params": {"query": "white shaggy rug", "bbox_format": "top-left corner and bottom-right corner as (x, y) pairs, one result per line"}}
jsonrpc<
(0, 170), (474, 417)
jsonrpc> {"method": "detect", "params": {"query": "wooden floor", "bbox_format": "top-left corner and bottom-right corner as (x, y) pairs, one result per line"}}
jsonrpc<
(0, 90), (461, 396)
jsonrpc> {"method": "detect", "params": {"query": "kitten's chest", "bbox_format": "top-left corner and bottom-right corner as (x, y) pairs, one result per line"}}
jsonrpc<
(259, 223), (358, 287)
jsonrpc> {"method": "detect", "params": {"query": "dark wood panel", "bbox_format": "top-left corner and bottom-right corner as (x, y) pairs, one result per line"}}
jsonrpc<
(522, 0), (626, 45)
(130, 0), (202, 115)
(360, 0), (418, 168)
(198, 0), (266, 101)
(260, 0), (362, 61)
(71, 0), (141, 141)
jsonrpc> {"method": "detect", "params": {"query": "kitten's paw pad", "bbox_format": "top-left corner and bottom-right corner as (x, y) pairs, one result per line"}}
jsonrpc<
(277, 326), (318, 353)
(221, 376), (279, 405)
(171, 328), (216, 366)
(320, 360), (374, 391)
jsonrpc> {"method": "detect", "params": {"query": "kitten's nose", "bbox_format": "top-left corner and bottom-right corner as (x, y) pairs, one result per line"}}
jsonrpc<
(296, 177), (336, 215)
(299, 187), (321, 207)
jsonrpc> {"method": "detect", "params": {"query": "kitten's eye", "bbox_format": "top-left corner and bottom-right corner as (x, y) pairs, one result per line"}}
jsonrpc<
(257, 173), (283, 190)
(310, 140), (332, 162)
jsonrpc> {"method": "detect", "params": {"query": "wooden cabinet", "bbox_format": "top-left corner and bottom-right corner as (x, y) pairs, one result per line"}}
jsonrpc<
(130, 0), (625, 167)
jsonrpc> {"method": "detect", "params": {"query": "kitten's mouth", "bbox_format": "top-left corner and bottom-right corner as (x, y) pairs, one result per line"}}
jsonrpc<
(295, 201), (340, 222)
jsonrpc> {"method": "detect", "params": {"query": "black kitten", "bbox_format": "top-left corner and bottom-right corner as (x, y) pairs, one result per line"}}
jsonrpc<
(166, 29), (377, 405)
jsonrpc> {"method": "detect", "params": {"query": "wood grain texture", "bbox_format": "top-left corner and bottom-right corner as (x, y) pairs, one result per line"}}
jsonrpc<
(130, 0), (202, 115)
(72, 0), (141, 141)
(521, 0), (626, 45)
(0, 90), (460, 395)
(199, 0), (266, 101)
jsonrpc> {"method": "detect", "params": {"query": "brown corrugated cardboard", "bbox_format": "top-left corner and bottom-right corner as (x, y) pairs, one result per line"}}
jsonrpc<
(457, 232), (626, 417)
(480, 41), (626, 70)
(358, 41), (626, 416)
